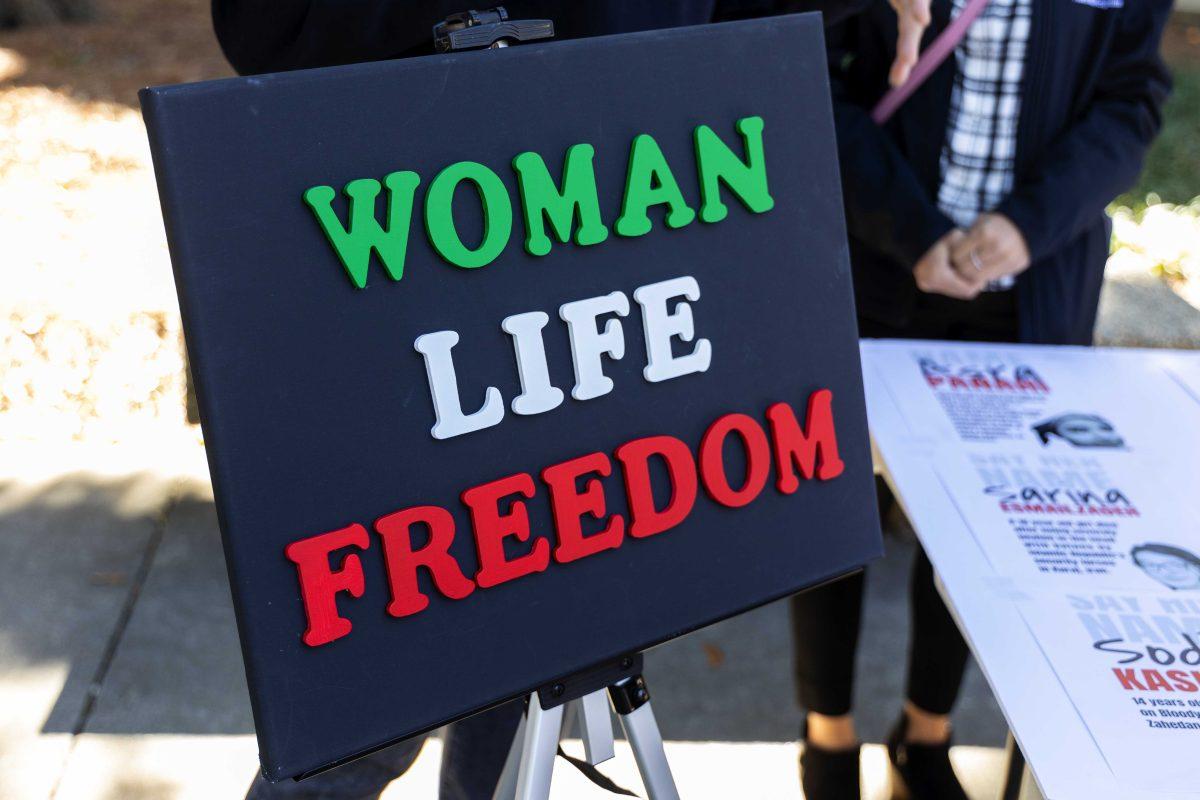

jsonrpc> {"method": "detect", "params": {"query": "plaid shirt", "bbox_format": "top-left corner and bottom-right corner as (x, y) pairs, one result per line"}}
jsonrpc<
(936, 0), (1032, 290)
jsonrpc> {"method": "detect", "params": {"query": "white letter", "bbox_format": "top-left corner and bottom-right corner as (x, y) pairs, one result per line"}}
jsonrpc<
(414, 330), (504, 440)
(501, 311), (564, 416)
(559, 291), (629, 401)
(633, 275), (711, 383)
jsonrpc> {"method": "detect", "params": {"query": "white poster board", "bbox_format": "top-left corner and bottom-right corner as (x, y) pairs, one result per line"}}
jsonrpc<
(862, 340), (1200, 800)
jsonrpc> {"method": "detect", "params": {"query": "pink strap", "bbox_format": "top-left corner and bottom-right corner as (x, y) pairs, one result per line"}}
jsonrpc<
(871, 0), (991, 125)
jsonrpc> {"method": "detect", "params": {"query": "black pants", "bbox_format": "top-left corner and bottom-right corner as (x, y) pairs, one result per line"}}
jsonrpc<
(790, 290), (1019, 717)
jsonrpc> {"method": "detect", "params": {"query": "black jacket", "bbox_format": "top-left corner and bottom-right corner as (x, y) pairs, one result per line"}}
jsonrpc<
(211, 0), (867, 75)
(830, 0), (1172, 345)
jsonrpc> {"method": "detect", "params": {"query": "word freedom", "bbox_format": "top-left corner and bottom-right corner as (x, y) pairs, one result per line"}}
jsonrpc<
(303, 117), (773, 287)
(285, 390), (845, 647)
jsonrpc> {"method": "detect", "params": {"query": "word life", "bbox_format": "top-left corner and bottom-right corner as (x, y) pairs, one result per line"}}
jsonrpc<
(416, 275), (710, 440)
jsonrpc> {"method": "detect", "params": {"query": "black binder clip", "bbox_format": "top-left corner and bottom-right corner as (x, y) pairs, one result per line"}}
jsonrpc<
(433, 7), (555, 52)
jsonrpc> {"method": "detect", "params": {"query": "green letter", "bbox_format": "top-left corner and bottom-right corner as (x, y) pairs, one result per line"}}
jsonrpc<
(694, 116), (774, 224)
(614, 134), (696, 238)
(424, 161), (513, 269)
(512, 144), (609, 257)
(303, 171), (420, 289)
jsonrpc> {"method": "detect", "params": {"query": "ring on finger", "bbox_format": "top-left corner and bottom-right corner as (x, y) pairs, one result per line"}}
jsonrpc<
(969, 248), (984, 272)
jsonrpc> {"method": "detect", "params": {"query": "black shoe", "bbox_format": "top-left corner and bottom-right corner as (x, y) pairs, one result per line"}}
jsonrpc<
(799, 722), (861, 800)
(886, 714), (968, 800)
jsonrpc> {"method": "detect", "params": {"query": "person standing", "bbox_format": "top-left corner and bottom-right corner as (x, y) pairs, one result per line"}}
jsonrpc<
(791, 0), (1172, 797)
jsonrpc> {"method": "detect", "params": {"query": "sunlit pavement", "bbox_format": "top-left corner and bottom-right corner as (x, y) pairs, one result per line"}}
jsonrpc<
(1, 438), (1009, 799)
(37, 737), (1009, 800)
(3, 208), (1197, 800)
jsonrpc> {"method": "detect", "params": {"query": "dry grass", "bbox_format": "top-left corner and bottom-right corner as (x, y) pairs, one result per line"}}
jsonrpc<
(0, 3), (1198, 444)
(0, 0), (229, 103)
(0, 0), (229, 442)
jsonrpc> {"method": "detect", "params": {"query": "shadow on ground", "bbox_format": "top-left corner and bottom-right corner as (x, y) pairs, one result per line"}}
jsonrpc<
(0, 472), (1006, 747)
(0, 474), (253, 747)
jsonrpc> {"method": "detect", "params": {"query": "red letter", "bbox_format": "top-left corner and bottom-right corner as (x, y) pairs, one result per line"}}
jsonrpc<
(462, 473), (549, 588)
(284, 524), (369, 647)
(1112, 668), (1146, 690)
(699, 413), (770, 508)
(1143, 669), (1173, 691)
(766, 389), (845, 493)
(614, 435), (698, 538)
(1168, 670), (1198, 692)
(375, 505), (475, 617)
(542, 452), (625, 563)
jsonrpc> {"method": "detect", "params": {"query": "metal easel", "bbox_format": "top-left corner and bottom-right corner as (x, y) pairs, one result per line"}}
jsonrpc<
(431, 12), (680, 799)
(490, 653), (679, 800)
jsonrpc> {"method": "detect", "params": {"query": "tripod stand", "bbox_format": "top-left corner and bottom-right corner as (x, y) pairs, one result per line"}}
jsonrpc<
(428, 18), (678, 795)
(491, 653), (680, 800)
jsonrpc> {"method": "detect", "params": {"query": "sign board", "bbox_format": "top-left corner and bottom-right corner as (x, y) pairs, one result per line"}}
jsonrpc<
(141, 16), (881, 780)
(862, 340), (1200, 799)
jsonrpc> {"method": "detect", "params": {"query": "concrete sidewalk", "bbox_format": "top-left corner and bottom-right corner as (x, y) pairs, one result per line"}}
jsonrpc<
(0, 438), (1008, 800)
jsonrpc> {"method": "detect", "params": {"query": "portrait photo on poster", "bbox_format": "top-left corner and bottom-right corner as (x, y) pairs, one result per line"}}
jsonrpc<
(1032, 412), (1125, 449)
(934, 447), (1200, 592)
(1132, 543), (1200, 592)
(865, 340), (1199, 464)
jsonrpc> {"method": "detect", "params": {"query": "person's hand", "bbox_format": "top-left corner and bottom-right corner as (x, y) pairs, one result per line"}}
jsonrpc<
(949, 213), (1031, 285)
(888, 0), (932, 87)
(913, 229), (982, 300)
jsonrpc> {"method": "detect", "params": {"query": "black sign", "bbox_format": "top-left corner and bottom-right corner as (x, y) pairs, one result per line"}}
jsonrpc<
(141, 14), (881, 780)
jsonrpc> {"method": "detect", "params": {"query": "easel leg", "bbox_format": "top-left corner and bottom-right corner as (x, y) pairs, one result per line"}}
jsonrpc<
(492, 660), (678, 800)
(491, 711), (525, 800)
(577, 690), (615, 764)
(610, 677), (680, 800)
(491, 689), (617, 800)
(515, 694), (563, 800)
